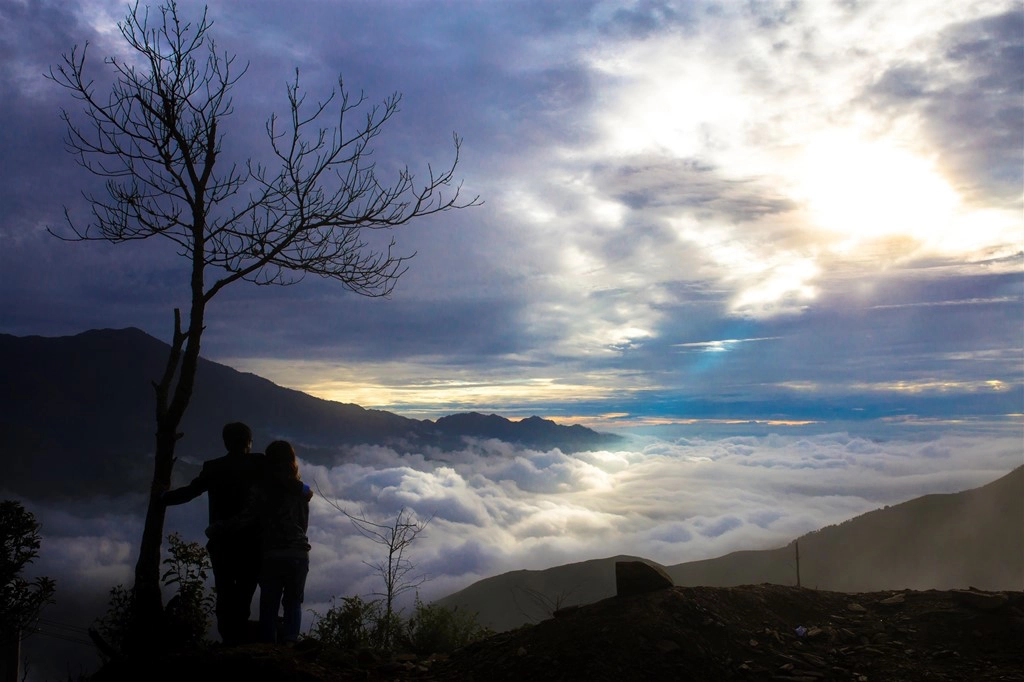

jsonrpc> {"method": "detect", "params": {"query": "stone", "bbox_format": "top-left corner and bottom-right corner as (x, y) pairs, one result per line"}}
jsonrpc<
(952, 590), (1008, 611)
(553, 605), (580, 619)
(615, 560), (674, 596)
(655, 639), (681, 653)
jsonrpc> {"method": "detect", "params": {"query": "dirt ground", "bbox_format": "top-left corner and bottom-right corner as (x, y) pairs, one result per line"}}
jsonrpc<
(93, 584), (1024, 681)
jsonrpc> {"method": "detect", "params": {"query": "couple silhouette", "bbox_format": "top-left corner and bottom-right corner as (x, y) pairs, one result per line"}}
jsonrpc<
(162, 422), (312, 645)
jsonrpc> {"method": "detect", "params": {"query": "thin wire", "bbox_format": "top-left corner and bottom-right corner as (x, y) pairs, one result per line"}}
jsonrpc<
(36, 617), (91, 634)
(23, 626), (94, 647)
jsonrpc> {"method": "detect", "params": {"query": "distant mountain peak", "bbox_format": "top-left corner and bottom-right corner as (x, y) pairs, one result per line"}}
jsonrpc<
(432, 411), (621, 450)
(1, 328), (621, 498)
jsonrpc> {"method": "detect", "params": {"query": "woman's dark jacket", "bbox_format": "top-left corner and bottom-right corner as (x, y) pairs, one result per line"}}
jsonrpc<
(207, 477), (312, 559)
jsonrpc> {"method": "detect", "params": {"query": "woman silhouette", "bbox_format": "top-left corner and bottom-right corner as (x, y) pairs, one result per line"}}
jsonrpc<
(208, 439), (312, 643)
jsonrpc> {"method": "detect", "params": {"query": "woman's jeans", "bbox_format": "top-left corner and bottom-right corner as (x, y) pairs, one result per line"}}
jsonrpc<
(259, 555), (309, 642)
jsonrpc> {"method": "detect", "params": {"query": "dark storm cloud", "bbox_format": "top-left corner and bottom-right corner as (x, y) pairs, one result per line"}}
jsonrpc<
(0, 1), (85, 234)
(869, 9), (1024, 206)
(603, 0), (701, 38)
(211, 0), (602, 164)
(592, 155), (796, 220)
(742, 0), (802, 30)
(202, 283), (533, 364)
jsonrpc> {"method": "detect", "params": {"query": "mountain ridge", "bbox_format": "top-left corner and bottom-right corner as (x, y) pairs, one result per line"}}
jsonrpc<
(438, 465), (1024, 632)
(0, 327), (621, 498)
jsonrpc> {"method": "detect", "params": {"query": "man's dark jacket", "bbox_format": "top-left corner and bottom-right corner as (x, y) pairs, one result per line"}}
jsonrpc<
(164, 452), (266, 536)
(209, 478), (312, 559)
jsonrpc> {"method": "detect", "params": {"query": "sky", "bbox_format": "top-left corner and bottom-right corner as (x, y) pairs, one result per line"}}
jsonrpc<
(1, 0), (1022, 677)
(1, 0), (1021, 426)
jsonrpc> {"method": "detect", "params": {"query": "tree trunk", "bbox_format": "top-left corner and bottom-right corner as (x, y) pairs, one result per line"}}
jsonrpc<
(132, 426), (179, 634)
(130, 302), (203, 647)
(0, 630), (19, 682)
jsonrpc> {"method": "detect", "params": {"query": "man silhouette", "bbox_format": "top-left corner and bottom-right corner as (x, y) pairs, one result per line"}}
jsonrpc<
(162, 422), (265, 645)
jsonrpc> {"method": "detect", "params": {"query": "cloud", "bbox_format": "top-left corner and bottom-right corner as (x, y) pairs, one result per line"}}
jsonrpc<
(1, 0), (1019, 425)
(16, 424), (1021, 679)
(696, 515), (744, 538)
(869, 9), (1024, 207)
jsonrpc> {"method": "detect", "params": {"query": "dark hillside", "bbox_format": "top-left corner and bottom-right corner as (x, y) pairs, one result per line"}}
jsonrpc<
(437, 555), (657, 631)
(669, 465), (1024, 592)
(0, 328), (620, 498)
(91, 585), (1024, 681)
(438, 467), (1024, 633)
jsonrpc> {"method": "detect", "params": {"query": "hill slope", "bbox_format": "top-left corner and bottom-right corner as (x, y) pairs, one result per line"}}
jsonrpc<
(439, 466), (1024, 632)
(437, 554), (662, 632)
(0, 328), (621, 498)
(92, 585), (1024, 681)
(669, 464), (1024, 592)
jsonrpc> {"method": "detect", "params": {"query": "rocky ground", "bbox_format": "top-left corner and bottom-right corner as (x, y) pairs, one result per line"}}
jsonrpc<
(93, 584), (1024, 681)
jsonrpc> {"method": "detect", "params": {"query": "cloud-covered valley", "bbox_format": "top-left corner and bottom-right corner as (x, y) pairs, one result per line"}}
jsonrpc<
(18, 423), (1021, 678)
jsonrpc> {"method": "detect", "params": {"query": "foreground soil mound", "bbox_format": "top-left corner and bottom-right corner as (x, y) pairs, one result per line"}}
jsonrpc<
(94, 584), (1024, 681)
(431, 584), (1024, 681)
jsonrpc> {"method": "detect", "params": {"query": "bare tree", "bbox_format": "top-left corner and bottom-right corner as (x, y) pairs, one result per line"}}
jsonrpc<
(510, 584), (581, 624)
(47, 0), (477, 638)
(321, 494), (430, 649)
(0, 501), (56, 682)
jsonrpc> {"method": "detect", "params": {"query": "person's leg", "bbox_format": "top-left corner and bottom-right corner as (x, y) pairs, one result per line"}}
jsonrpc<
(259, 556), (285, 643)
(280, 557), (309, 642)
(217, 545), (259, 645)
(237, 546), (262, 642)
(208, 546), (242, 645)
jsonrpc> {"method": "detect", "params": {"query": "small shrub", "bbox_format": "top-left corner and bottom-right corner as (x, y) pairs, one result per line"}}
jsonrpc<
(94, 533), (214, 656)
(404, 596), (492, 655)
(93, 584), (134, 657)
(308, 595), (379, 650)
(371, 608), (405, 652)
(161, 533), (215, 647)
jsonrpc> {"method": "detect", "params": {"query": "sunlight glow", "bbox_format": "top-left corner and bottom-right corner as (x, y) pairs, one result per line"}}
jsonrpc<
(607, 326), (652, 349)
(851, 379), (1017, 394)
(729, 256), (819, 316)
(589, 50), (744, 159)
(673, 221), (820, 317)
(676, 337), (781, 353)
(309, 377), (612, 410)
(796, 132), (960, 250)
(774, 378), (1019, 396)
(221, 357), (628, 417)
(508, 188), (557, 224)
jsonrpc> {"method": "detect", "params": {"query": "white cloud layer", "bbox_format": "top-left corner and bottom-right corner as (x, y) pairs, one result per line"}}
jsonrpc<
(21, 428), (1021, 651)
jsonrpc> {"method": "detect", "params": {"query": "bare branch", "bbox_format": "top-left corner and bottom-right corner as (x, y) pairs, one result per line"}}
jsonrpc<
(50, 2), (478, 637)
(49, 7), (478, 300)
(317, 484), (432, 649)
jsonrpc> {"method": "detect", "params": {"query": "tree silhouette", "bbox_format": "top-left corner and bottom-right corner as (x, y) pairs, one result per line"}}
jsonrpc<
(321, 494), (430, 650)
(0, 501), (56, 644)
(48, 0), (477, 640)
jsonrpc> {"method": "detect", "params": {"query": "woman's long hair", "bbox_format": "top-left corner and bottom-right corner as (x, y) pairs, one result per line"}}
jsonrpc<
(265, 440), (300, 484)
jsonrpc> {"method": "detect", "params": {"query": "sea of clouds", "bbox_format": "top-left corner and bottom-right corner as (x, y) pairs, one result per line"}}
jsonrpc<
(16, 423), (1023, 679)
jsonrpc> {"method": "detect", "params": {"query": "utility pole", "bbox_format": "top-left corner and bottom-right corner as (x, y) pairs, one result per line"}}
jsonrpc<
(795, 540), (802, 588)
(1, 630), (20, 682)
